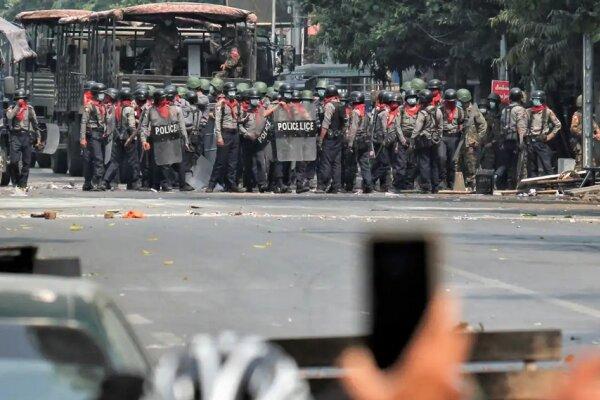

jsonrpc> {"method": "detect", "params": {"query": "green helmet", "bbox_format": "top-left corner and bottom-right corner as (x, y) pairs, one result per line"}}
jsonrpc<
(301, 90), (314, 101)
(456, 88), (472, 103)
(177, 86), (188, 97)
(210, 77), (225, 92)
(273, 80), (284, 92)
(199, 78), (211, 93)
(147, 85), (156, 96)
(315, 79), (328, 90)
(253, 81), (268, 95)
(187, 76), (201, 90)
(236, 82), (250, 93)
(576, 94), (583, 108)
(401, 81), (412, 92)
(410, 78), (427, 91)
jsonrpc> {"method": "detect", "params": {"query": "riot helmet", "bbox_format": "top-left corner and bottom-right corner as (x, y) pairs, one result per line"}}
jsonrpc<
(186, 90), (198, 105)
(349, 91), (365, 104)
(487, 92), (501, 110)
(153, 89), (166, 103)
(279, 83), (294, 101)
(456, 88), (472, 104)
(117, 88), (132, 101)
(418, 89), (433, 105)
(134, 89), (149, 102)
(509, 87), (523, 102)
(428, 79), (443, 90)
(253, 81), (268, 96)
(324, 85), (338, 98)
(530, 89), (546, 106)
(13, 89), (28, 100)
(223, 82), (237, 99)
(443, 89), (457, 101)
(164, 85), (177, 101)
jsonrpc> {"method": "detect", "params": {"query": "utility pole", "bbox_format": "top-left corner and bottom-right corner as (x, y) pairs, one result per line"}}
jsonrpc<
(499, 34), (508, 80)
(582, 33), (594, 171)
(271, 0), (277, 71)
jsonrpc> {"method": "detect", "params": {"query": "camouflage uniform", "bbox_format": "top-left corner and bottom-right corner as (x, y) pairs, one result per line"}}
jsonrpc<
(440, 105), (465, 189)
(412, 105), (443, 193)
(570, 111), (600, 169)
(344, 106), (373, 192)
(459, 103), (487, 187)
(500, 102), (528, 188)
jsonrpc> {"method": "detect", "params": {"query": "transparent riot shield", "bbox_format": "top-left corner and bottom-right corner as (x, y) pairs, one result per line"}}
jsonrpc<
(273, 102), (317, 162)
(186, 104), (217, 189)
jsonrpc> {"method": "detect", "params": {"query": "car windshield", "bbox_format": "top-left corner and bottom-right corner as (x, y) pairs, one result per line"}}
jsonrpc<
(0, 324), (106, 400)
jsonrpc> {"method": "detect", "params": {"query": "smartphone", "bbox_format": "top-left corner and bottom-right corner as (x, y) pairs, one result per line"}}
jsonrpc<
(367, 233), (439, 369)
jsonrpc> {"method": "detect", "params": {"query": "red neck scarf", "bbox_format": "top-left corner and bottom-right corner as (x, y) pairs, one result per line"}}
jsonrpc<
(83, 91), (93, 106)
(15, 99), (28, 121)
(225, 98), (238, 119)
(432, 90), (442, 106)
(90, 99), (105, 117)
(241, 101), (249, 113)
(324, 96), (338, 106)
(116, 100), (132, 122)
(404, 104), (420, 117)
(354, 103), (366, 117)
(157, 99), (170, 118)
(530, 104), (547, 113)
(444, 102), (457, 123)
(387, 104), (400, 127)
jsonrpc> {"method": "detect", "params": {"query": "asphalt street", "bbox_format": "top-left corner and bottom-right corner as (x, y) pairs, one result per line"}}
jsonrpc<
(1, 169), (600, 362)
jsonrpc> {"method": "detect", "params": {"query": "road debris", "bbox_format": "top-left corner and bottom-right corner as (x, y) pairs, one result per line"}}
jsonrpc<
(142, 250), (152, 256)
(147, 236), (159, 242)
(104, 212), (115, 219)
(30, 211), (57, 220)
(253, 241), (272, 249)
(69, 224), (83, 232)
(163, 260), (174, 266)
(123, 210), (145, 219)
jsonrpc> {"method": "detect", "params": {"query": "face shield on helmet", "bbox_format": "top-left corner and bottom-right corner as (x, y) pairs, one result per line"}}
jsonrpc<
(283, 92), (292, 100)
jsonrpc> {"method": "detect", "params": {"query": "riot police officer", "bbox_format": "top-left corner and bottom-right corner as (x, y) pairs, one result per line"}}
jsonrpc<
(439, 88), (465, 189)
(428, 79), (443, 107)
(500, 87), (528, 187)
(412, 89), (443, 193)
(399, 89), (421, 190)
(179, 90), (202, 191)
(296, 90), (318, 193)
(207, 82), (240, 192)
(140, 88), (190, 191)
(480, 93), (502, 173)
(239, 89), (269, 192)
(80, 82), (107, 191)
(344, 91), (374, 193)
(456, 88), (487, 189)
(383, 92), (408, 192)
(6, 89), (40, 189)
(101, 88), (143, 191)
(317, 85), (345, 193)
(525, 90), (561, 177)
(371, 91), (391, 192)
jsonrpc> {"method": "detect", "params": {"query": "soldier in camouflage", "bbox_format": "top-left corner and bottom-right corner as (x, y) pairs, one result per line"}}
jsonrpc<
(570, 94), (600, 169)
(456, 88), (487, 188)
(412, 89), (443, 193)
(439, 88), (465, 189)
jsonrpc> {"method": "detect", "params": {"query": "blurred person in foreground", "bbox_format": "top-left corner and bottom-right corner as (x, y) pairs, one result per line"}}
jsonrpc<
(340, 292), (600, 400)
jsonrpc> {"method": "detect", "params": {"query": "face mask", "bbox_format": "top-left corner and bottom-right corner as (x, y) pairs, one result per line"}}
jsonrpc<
(532, 99), (542, 106)
(227, 91), (236, 98)
(317, 89), (325, 98)
(456, 101), (462, 108)
(284, 93), (292, 100)
(479, 108), (487, 115)
(250, 99), (260, 107)
(406, 98), (417, 106)
(209, 87), (215, 96)
(489, 102), (497, 110)
(97, 93), (105, 102)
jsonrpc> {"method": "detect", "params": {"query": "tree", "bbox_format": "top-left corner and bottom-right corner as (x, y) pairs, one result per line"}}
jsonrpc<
(303, 0), (502, 86)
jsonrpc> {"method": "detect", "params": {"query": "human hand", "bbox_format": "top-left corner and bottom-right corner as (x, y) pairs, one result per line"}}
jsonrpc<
(217, 137), (225, 147)
(551, 355), (600, 400)
(143, 142), (151, 151)
(80, 138), (87, 148)
(340, 292), (471, 400)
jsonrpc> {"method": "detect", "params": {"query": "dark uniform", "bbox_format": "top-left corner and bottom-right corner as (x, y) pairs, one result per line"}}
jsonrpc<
(399, 92), (421, 190)
(317, 96), (344, 193)
(440, 104), (465, 189)
(500, 101), (528, 188)
(239, 99), (269, 192)
(6, 96), (39, 188)
(412, 95), (443, 193)
(80, 96), (107, 190)
(102, 96), (141, 190)
(181, 94), (203, 190)
(383, 100), (409, 191)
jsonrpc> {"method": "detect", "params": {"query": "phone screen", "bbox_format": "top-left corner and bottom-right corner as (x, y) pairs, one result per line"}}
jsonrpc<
(368, 238), (433, 369)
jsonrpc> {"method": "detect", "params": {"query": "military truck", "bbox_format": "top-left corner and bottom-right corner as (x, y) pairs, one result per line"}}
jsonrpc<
(15, 3), (273, 176)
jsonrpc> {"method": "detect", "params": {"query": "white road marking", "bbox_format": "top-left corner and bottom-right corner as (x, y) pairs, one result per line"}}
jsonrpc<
(148, 332), (185, 349)
(126, 313), (153, 325)
(299, 230), (600, 320)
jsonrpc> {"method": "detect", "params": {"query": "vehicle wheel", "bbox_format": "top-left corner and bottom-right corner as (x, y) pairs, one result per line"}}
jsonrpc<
(0, 171), (9, 186)
(51, 149), (68, 174)
(37, 153), (52, 168)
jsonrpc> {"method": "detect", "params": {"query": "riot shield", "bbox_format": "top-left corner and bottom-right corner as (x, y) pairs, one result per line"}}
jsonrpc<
(40, 123), (60, 155)
(273, 102), (317, 162)
(152, 123), (183, 166)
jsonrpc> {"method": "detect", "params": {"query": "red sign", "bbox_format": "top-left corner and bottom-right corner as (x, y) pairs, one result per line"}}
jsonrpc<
(491, 80), (510, 104)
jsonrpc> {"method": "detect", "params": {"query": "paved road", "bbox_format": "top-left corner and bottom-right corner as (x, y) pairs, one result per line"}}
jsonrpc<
(1, 169), (600, 362)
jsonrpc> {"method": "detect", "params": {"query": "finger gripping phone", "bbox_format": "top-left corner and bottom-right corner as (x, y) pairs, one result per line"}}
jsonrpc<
(368, 233), (438, 369)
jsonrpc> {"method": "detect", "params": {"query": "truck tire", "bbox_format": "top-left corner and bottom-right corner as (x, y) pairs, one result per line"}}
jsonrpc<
(0, 172), (9, 186)
(37, 153), (52, 168)
(51, 149), (68, 174)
